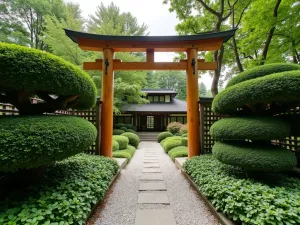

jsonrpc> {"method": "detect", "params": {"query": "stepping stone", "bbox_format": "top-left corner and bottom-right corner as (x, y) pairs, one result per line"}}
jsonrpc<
(144, 157), (158, 160)
(141, 173), (163, 181)
(144, 164), (160, 168)
(139, 182), (166, 191)
(137, 192), (169, 204)
(135, 209), (176, 225)
(144, 160), (159, 163)
(142, 168), (161, 173)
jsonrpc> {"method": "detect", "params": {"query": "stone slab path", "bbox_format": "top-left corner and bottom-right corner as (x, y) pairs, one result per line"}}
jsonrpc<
(91, 142), (219, 225)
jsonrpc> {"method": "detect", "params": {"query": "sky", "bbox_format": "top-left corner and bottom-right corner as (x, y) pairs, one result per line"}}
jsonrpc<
(67, 0), (212, 88)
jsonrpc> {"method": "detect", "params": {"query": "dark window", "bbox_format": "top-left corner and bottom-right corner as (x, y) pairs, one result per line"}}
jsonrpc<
(160, 96), (164, 102)
(147, 116), (154, 128)
(154, 96), (159, 102)
(148, 96), (153, 102)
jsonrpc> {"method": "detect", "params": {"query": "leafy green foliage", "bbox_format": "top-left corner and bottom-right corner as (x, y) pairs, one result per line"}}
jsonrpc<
(0, 154), (119, 225)
(181, 137), (188, 147)
(157, 132), (173, 143)
(227, 63), (300, 87)
(184, 155), (300, 225)
(212, 70), (300, 114)
(120, 126), (128, 131)
(210, 117), (291, 140)
(0, 43), (97, 109)
(162, 136), (182, 153)
(0, 116), (97, 172)
(114, 123), (126, 129)
(179, 124), (187, 135)
(112, 140), (120, 151)
(113, 145), (136, 160)
(121, 132), (140, 148)
(212, 141), (297, 172)
(168, 146), (188, 161)
(113, 129), (125, 135)
(181, 133), (188, 138)
(125, 129), (137, 134)
(167, 122), (183, 135)
(112, 135), (129, 150)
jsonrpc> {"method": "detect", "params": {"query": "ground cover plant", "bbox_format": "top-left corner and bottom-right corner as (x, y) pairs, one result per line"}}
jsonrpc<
(0, 154), (119, 225)
(184, 155), (300, 225)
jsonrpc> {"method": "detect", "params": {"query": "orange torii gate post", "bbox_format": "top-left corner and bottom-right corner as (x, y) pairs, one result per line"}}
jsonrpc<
(64, 29), (236, 158)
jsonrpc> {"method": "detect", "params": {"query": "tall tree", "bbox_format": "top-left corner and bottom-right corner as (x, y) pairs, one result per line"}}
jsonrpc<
(199, 82), (207, 97)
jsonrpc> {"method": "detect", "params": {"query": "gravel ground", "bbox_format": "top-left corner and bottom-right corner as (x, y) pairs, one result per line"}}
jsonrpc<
(89, 142), (219, 225)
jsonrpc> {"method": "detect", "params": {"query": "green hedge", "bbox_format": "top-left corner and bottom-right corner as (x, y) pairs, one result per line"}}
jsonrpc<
(212, 70), (300, 114)
(126, 129), (137, 134)
(0, 154), (119, 225)
(157, 131), (173, 143)
(0, 43), (97, 109)
(113, 145), (136, 160)
(162, 136), (182, 153)
(113, 135), (129, 150)
(0, 116), (97, 172)
(121, 132), (140, 148)
(212, 141), (297, 171)
(184, 155), (300, 225)
(120, 126), (128, 131)
(113, 129), (125, 135)
(114, 123), (126, 129)
(113, 140), (120, 151)
(226, 63), (300, 88)
(168, 146), (188, 161)
(210, 117), (291, 140)
(181, 133), (188, 138)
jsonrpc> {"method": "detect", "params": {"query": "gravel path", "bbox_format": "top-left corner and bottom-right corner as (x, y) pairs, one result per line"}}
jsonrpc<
(89, 142), (219, 225)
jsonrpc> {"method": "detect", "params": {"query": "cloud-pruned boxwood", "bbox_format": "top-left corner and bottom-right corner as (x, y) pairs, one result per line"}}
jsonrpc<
(114, 123), (126, 129)
(0, 43), (97, 111)
(0, 116), (97, 172)
(212, 141), (297, 172)
(113, 140), (120, 151)
(181, 137), (188, 146)
(113, 145), (136, 160)
(126, 129), (137, 134)
(157, 131), (173, 143)
(212, 70), (300, 114)
(113, 129), (125, 135)
(113, 135), (129, 150)
(168, 146), (188, 161)
(121, 132), (140, 148)
(0, 154), (119, 225)
(184, 155), (300, 225)
(210, 117), (291, 140)
(162, 136), (182, 153)
(226, 63), (300, 88)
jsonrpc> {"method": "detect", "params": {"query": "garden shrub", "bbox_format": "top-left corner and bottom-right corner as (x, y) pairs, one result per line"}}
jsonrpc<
(126, 129), (137, 134)
(181, 133), (188, 137)
(114, 123), (126, 129)
(131, 125), (137, 131)
(0, 154), (119, 225)
(226, 63), (300, 88)
(184, 155), (300, 225)
(0, 43), (97, 110)
(157, 131), (173, 143)
(179, 124), (188, 135)
(167, 122), (183, 135)
(162, 136), (182, 153)
(0, 116), (97, 172)
(210, 117), (290, 140)
(113, 129), (125, 135)
(113, 145), (136, 160)
(124, 124), (133, 129)
(121, 132), (140, 148)
(113, 135), (129, 150)
(168, 146), (188, 161)
(181, 137), (188, 147)
(120, 126), (128, 131)
(112, 140), (119, 151)
(212, 70), (300, 114)
(212, 141), (297, 172)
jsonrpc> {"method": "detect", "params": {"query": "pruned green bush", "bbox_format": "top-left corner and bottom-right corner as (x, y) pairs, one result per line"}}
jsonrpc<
(226, 63), (300, 88)
(0, 116), (97, 172)
(162, 136), (182, 153)
(184, 155), (300, 225)
(0, 154), (119, 224)
(121, 132), (140, 148)
(210, 117), (291, 140)
(181, 137), (188, 147)
(179, 124), (188, 135)
(112, 140), (120, 151)
(168, 146), (188, 161)
(114, 123), (126, 129)
(124, 124), (133, 129)
(113, 129), (125, 135)
(126, 129), (137, 134)
(157, 131), (173, 143)
(0, 43), (97, 110)
(181, 133), (188, 137)
(120, 126), (128, 131)
(167, 122), (183, 135)
(113, 145), (136, 160)
(113, 135), (129, 150)
(131, 125), (137, 131)
(212, 141), (297, 171)
(92, 76), (101, 89)
(212, 70), (300, 114)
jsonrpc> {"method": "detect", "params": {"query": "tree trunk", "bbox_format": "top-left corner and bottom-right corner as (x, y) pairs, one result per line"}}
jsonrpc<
(232, 36), (244, 72)
(211, 46), (224, 97)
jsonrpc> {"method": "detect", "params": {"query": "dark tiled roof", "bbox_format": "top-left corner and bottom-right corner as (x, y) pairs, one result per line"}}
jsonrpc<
(142, 89), (177, 94)
(121, 98), (187, 112)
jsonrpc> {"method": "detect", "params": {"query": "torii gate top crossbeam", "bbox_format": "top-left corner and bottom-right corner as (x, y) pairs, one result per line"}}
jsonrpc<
(64, 29), (236, 52)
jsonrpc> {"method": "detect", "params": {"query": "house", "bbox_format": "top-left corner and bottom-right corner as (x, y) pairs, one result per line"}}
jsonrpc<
(114, 89), (187, 132)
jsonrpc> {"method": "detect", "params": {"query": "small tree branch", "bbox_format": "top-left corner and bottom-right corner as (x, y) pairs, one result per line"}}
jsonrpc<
(197, 0), (220, 17)
(236, 0), (252, 27)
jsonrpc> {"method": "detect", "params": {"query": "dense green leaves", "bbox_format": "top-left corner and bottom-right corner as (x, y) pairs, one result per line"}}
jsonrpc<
(168, 146), (188, 161)
(162, 136), (182, 153)
(121, 132), (140, 148)
(113, 145), (136, 160)
(0, 116), (97, 172)
(112, 140), (120, 151)
(157, 132), (173, 143)
(113, 135), (129, 150)
(184, 155), (300, 225)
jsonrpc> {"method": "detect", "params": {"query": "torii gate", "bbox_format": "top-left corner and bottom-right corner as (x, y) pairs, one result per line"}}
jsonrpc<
(64, 29), (235, 158)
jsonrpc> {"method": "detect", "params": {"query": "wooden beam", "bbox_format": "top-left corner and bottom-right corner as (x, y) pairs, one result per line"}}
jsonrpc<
(146, 49), (154, 62)
(198, 62), (217, 70)
(180, 59), (205, 62)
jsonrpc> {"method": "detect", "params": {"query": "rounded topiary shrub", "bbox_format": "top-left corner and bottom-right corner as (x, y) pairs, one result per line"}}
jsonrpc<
(112, 140), (120, 151)
(179, 124), (188, 135)
(124, 124), (133, 129)
(131, 125), (137, 131)
(121, 132), (140, 148)
(114, 123), (126, 129)
(167, 122), (183, 135)
(212, 141), (297, 172)
(157, 132), (173, 143)
(126, 129), (137, 134)
(0, 116), (97, 172)
(162, 136), (182, 153)
(181, 133), (188, 137)
(210, 117), (291, 140)
(120, 126), (128, 132)
(113, 135), (129, 150)
(113, 129), (125, 135)
(181, 137), (188, 147)
(168, 146), (188, 161)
